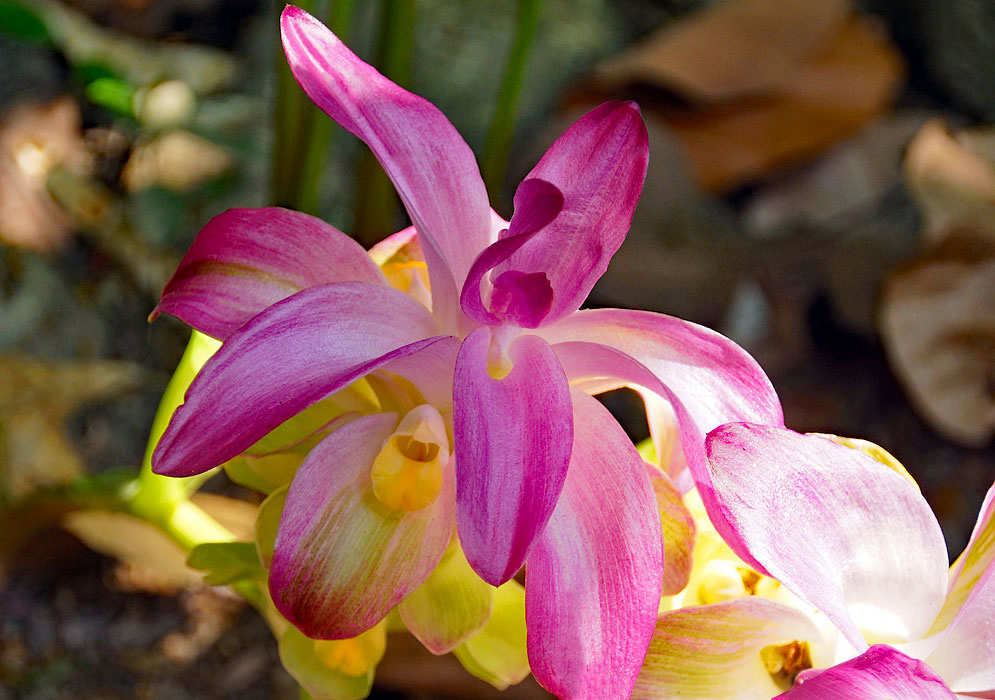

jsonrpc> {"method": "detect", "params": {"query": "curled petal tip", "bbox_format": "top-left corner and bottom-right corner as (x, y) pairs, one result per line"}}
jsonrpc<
(280, 4), (306, 23)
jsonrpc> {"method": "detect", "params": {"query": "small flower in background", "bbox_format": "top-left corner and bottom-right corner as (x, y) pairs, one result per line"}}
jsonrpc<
(149, 6), (782, 699)
(634, 425), (995, 699)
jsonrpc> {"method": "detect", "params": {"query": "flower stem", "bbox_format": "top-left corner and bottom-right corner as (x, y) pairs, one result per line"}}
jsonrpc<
(482, 0), (543, 204)
(272, 0), (318, 209)
(352, 0), (415, 246)
(298, 0), (358, 216)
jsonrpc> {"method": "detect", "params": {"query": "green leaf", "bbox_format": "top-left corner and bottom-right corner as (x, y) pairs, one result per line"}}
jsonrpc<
(187, 540), (264, 585)
(85, 77), (136, 117)
(63, 509), (201, 590)
(0, 1), (50, 43)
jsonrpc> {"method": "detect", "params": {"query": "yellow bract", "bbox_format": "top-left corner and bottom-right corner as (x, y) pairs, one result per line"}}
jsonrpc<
(371, 405), (449, 511)
(313, 624), (387, 678)
(813, 433), (921, 493)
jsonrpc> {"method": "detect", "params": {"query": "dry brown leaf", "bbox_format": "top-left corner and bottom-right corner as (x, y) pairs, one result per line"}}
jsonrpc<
(880, 121), (995, 446)
(190, 492), (258, 541)
(583, 0), (905, 191)
(656, 16), (904, 192)
(904, 119), (995, 242)
(121, 129), (231, 192)
(0, 356), (146, 499)
(880, 233), (995, 446)
(596, 0), (851, 102)
(62, 509), (201, 592)
(0, 98), (88, 252)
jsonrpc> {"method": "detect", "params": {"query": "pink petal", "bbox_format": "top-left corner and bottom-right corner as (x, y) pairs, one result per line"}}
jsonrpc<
(371, 335), (459, 412)
(493, 102), (648, 325)
(269, 412), (456, 638)
(777, 646), (957, 700)
(547, 331), (773, 569)
(926, 484), (995, 694)
(526, 390), (662, 700)
(459, 178), (564, 328)
(280, 6), (491, 329)
(706, 424), (949, 651)
(152, 208), (385, 340)
(453, 327), (572, 585)
(152, 282), (442, 477)
(538, 308), (783, 497)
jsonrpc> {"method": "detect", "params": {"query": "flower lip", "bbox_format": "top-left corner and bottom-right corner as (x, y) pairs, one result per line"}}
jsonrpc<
(371, 404), (449, 512)
(459, 178), (564, 328)
(488, 270), (554, 328)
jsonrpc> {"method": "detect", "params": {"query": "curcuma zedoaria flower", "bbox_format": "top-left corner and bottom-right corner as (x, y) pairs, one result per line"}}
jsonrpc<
(635, 425), (995, 700)
(150, 6), (782, 699)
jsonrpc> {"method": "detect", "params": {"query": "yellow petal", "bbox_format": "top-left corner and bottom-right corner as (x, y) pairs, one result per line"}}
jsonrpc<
(452, 581), (530, 690)
(398, 538), (492, 654)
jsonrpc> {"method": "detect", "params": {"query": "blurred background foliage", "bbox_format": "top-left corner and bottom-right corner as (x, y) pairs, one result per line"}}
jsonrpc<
(0, 0), (992, 698)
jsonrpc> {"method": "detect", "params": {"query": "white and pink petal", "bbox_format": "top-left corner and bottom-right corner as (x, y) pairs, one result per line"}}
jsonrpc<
(538, 308), (783, 494)
(634, 597), (827, 700)
(704, 424), (949, 651)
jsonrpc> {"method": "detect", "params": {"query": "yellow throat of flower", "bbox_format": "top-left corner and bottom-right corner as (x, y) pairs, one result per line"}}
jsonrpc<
(371, 404), (449, 511)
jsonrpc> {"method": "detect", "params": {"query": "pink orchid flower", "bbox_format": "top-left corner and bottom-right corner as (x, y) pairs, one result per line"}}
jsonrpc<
(150, 6), (782, 698)
(635, 424), (995, 700)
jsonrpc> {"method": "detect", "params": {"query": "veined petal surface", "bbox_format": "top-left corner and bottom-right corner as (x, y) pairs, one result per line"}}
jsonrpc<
(453, 327), (572, 585)
(777, 645), (957, 700)
(270, 413), (456, 639)
(549, 337), (771, 575)
(371, 334), (459, 412)
(495, 102), (648, 324)
(705, 424), (949, 650)
(281, 6), (490, 328)
(634, 597), (825, 700)
(538, 308), (782, 489)
(153, 208), (385, 340)
(153, 283), (441, 477)
(526, 391), (662, 700)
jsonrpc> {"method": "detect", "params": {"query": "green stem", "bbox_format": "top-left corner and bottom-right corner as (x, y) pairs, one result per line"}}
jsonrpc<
(352, 0), (415, 246)
(131, 330), (222, 519)
(482, 0), (543, 203)
(157, 499), (235, 549)
(298, 0), (358, 216)
(272, 0), (318, 208)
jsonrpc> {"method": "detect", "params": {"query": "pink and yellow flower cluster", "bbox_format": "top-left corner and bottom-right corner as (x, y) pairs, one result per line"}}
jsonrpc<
(149, 6), (995, 700)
